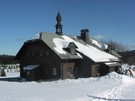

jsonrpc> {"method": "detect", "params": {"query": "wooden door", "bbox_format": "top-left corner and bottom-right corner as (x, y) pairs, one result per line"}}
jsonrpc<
(61, 63), (75, 79)
(91, 64), (100, 77)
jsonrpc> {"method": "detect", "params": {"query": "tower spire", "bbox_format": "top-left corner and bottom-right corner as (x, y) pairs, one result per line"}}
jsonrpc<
(55, 12), (63, 35)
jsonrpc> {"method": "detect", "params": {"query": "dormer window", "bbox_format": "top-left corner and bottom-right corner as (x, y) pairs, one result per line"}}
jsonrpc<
(64, 42), (77, 55)
(70, 47), (76, 55)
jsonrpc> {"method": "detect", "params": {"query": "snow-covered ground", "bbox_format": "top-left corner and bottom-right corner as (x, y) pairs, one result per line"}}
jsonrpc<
(0, 71), (135, 101)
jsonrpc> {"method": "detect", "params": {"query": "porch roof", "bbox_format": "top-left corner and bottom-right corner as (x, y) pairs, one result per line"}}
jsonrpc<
(24, 65), (39, 70)
(105, 62), (121, 67)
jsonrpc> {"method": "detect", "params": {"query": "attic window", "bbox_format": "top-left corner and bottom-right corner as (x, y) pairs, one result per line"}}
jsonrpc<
(45, 50), (49, 56)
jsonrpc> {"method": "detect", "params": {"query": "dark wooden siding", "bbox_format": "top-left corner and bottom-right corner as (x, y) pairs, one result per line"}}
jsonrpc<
(18, 40), (118, 80)
(78, 53), (94, 78)
(19, 41), (62, 80)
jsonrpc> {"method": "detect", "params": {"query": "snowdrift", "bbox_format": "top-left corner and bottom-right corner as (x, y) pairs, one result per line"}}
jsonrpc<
(99, 72), (135, 84)
(0, 72), (135, 101)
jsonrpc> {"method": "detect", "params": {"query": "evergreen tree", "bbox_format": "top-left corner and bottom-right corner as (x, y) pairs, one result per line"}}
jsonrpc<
(1, 68), (6, 76)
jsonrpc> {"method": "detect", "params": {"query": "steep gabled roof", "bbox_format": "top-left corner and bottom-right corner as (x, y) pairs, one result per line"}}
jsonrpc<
(16, 32), (120, 62)
(38, 32), (119, 62)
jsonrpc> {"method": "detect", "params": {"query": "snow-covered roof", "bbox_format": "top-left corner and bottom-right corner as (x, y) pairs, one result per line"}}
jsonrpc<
(24, 65), (39, 70)
(51, 34), (119, 62)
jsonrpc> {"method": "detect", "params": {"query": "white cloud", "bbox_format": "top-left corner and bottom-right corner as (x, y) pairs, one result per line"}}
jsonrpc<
(93, 34), (106, 41)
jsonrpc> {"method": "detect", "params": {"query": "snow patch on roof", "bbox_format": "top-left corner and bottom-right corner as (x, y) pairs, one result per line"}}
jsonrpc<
(91, 38), (102, 48)
(32, 33), (40, 39)
(91, 38), (108, 49)
(53, 38), (70, 54)
(76, 53), (83, 58)
(53, 38), (70, 48)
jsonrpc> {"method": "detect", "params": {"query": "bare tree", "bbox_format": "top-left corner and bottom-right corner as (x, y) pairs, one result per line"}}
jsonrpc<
(103, 39), (128, 52)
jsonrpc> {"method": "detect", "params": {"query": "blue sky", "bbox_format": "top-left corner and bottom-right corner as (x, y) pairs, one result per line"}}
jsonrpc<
(0, 0), (135, 55)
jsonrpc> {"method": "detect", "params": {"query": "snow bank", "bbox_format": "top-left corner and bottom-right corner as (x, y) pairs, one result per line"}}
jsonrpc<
(100, 72), (135, 84)
(65, 72), (135, 101)
(0, 72), (135, 101)
(100, 72), (123, 81)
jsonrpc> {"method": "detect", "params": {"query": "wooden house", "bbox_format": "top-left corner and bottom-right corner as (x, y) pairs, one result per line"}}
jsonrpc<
(15, 12), (121, 81)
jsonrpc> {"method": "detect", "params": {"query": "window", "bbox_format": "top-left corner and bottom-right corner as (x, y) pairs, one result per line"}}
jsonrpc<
(40, 51), (43, 56)
(27, 52), (30, 56)
(67, 67), (73, 73)
(70, 48), (76, 55)
(45, 50), (49, 56)
(95, 66), (100, 72)
(65, 42), (77, 55)
(35, 51), (40, 56)
(32, 52), (35, 56)
(53, 68), (57, 75)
